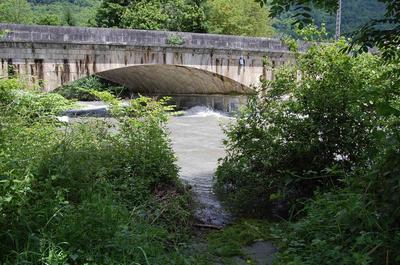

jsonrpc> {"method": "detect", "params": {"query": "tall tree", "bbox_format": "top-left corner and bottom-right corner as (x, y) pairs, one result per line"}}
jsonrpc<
(95, 0), (131, 28)
(0, 0), (33, 24)
(63, 7), (76, 26)
(35, 14), (61, 26)
(95, 0), (206, 32)
(121, 1), (168, 30)
(205, 0), (275, 36)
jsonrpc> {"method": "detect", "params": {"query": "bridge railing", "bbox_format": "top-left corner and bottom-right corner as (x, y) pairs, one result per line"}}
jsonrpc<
(0, 23), (308, 53)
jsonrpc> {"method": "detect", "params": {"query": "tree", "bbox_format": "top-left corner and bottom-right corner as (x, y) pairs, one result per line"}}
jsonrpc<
(35, 14), (61, 25)
(255, 0), (400, 60)
(205, 0), (275, 36)
(0, 0), (33, 24)
(350, 0), (400, 60)
(121, 1), (168, 30)
(63, 7), (76, 26)
(162, 0), (206, 32)
(95, 0), (131, 28)
(95, 0), (206, 32)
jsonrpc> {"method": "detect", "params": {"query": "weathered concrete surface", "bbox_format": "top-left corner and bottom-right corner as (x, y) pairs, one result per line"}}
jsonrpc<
(0, 24), (300, 94)
(97, 65), (252, 94)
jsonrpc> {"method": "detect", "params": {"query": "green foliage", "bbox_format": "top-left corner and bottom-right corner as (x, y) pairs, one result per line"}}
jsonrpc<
(0, 78), (204, 264)
(94, 0), (131, 28)
(214, 40), (396, 217)
(274, 191), (388, 265)
(348, 0), (400, 61)
(35, 14), (61, 25)
(167, 34), (185, 46)
(0, 29), (10, 38)
(204, 0), (275, 37)
(274, 121), (400, 264)
(0, 0), (33, 24)
(207, 220), (272, 258)
(121, 0), (168, 30)
(29, 0), (100, 27)
(214, 29), (400, 263)
(53, 76), (128, 101)
(0, 78), (73, 118)
(295, 23), (329, 41)
(258, 0), (398, 61)
(63, 7), (76, 26)
(96, 0), (207, 32)
(256, 0), (384, 29)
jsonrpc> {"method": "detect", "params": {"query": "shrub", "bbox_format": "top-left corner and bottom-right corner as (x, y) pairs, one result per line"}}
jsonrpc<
(214, 41), (394, 217)
(0, 78), (196, 264)
(167, 34), (185, 46)
(53, 76), (128, 101)
(214, 38), (400, 264)
(275, 120), (400, 264)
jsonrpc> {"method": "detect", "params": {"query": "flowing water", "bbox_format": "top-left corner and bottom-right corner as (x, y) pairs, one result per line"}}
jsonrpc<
(168, 107), (232, 226)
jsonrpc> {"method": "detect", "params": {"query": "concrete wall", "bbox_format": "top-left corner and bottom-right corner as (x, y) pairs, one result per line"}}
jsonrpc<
(0, 24), (299, 94)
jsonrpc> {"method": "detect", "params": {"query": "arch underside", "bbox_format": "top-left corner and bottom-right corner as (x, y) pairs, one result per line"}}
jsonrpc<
(96, 64), (254, 95)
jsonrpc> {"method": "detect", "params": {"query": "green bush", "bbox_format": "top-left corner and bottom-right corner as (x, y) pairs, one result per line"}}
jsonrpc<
(214, 41), (395, 217)
(53, 76), (128, 101)
(214, 38), (400, 264)
(0, 78), (199, 264)
(275, 120), (400, 264)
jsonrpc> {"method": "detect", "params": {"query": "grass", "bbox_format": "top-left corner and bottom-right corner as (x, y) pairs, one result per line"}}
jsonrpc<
(207, 220), (275, 259)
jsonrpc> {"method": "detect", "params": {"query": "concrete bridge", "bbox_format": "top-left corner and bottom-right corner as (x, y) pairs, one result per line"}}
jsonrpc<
(0, 24), (299, 95)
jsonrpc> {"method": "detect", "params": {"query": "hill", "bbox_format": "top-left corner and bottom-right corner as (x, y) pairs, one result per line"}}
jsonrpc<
(275, 0), (387, 37)
(27, 0), (100, 26)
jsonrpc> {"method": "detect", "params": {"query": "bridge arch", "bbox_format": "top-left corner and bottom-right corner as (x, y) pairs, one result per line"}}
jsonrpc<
(95, 64), (253, 95)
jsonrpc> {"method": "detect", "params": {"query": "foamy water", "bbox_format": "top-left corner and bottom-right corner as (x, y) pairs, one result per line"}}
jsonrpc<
(184, 106), (230, 118)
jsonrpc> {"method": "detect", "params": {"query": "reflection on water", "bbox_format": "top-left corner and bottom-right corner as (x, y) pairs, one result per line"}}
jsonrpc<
(168, 106), (233, 226)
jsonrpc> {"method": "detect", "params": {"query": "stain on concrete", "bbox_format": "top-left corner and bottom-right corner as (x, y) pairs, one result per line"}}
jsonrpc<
(34, 59), (44, 81)
(84, 55), (90, 75)
(93, 55), (97, 73)
(61, 59), (70, 84)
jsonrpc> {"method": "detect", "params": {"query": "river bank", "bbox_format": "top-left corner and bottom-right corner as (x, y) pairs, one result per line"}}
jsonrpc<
(63, 101), (278, 264)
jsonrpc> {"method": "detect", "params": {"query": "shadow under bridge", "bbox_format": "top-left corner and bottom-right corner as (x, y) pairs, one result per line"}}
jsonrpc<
(96, 64), (254, 112)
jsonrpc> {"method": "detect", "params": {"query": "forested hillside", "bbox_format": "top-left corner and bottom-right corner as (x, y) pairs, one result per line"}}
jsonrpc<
(315, 0), (386, 35)
(28, 0), (99, 26)
(275, 0), (387, 37)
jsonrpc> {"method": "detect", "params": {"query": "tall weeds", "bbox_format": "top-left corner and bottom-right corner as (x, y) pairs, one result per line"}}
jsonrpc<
(0, 79), (199, 264)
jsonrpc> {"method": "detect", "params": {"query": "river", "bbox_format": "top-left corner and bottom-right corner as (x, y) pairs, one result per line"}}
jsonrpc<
(63, 103), (233, 226)
(168, 107), (232, 226)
